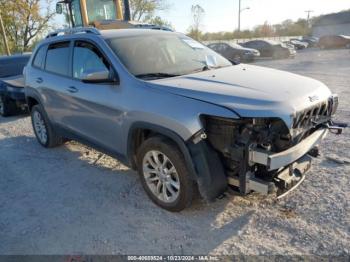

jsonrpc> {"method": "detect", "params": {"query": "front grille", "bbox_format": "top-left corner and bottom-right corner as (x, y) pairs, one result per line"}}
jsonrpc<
(292, 99), (333, 129)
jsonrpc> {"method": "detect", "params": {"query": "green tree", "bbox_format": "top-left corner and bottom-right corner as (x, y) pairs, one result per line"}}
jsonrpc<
(254, 21), (274, 37)
(147, 15), (173, 28)
(129, 0), (169, 21)
(188, 4), (205, 40)
(0, 0), (56, 53)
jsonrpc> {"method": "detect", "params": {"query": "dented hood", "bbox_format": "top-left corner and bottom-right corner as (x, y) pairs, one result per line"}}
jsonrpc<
(149, 64), (332, 128)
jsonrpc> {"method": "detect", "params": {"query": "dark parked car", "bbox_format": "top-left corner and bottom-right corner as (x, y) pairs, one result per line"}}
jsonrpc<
(301, 36), (319, 47)
(318, 35), (350, 49)
(0, 54), (30, 116)
(282, 41), (296, 50)
(241, 40), (296, 59)
(207, 42), (260, 62)
(288, 39), (309, 49)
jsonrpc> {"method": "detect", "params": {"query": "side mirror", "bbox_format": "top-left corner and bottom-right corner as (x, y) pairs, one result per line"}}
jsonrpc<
(205, 55), (218, 68)
(81, 69), (118, 84)
(56, 3), (63, 14)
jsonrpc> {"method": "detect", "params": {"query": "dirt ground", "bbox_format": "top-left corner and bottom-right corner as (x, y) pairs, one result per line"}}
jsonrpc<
(0, 48), (349, 255)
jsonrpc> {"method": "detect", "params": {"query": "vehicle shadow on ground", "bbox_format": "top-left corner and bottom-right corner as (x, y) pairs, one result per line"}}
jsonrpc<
(0, 113), (29, 124)
(0, 135), (259, 254)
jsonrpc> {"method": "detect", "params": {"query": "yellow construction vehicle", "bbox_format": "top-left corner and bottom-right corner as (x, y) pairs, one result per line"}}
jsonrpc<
(56, 0), (172, 30)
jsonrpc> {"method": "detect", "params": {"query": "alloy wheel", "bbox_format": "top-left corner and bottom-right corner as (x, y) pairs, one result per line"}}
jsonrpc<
(33, 111), (48, 144)
(142, 150), (180, 203)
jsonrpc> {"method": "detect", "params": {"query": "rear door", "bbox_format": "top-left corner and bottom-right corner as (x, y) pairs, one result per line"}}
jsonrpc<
(30, 41), (73, 123)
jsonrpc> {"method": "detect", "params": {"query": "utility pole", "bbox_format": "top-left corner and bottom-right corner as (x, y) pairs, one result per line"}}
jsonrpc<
(238, 0), (241, 32)
(0, 12), (11, 56)
(238, 0), (250, 32)
(305, 10), (314, 24)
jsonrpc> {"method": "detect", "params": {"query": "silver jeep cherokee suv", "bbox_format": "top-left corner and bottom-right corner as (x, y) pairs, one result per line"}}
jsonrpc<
(24, 28), (343, 211)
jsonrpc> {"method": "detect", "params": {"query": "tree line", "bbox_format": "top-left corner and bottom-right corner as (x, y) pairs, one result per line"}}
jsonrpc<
(187, 4), (315, 41)
(197, 19), (313, 41)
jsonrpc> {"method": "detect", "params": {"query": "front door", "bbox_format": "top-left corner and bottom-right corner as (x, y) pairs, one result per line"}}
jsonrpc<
(63, 40), (124, 152)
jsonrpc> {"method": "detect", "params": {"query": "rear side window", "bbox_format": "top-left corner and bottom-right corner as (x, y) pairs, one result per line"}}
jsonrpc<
(33, 46), (46, 69)
(45, 42), (70, 76)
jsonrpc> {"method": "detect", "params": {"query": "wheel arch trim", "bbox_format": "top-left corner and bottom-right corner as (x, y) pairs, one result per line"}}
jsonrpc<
(127, 122), (228, 201)
(25, 88), (43, 111)
(126, 122), (197, 177)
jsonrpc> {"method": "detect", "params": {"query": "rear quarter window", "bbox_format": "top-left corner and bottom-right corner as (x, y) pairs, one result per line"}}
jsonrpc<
(45, 42), (71, 76)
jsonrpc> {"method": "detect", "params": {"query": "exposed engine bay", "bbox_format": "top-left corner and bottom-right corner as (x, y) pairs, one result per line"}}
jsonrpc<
(201, 95), (344, 197)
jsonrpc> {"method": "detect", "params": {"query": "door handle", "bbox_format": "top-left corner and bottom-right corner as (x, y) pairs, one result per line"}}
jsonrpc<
(67, 86), (78, 93)
(36, 77), (43, 84)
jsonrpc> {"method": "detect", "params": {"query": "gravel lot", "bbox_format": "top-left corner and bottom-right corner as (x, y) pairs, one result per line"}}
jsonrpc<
(0, 48), (349, 255)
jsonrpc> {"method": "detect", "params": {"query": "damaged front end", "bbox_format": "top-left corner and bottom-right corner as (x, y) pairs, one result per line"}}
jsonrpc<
(199, 95), (345, 198)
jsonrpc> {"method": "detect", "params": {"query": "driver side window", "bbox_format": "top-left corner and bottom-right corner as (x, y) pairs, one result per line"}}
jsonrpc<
(73, 41), (110, 80)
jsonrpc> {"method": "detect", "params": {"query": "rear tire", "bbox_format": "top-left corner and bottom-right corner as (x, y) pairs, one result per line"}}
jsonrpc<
(0, 95), (16, 117)
(31, 104), (64, 148)
(136, 136), (194, 212)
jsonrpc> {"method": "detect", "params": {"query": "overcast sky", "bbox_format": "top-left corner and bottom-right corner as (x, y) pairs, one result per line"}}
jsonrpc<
(55, 0), (350, 33)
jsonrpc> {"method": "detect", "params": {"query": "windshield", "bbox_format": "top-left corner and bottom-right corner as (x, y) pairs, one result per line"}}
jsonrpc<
(106, 34), (232, 78)
(229, 43), (243, 49)
(86, 0), (117, 22)
(71, 0), (83, 26)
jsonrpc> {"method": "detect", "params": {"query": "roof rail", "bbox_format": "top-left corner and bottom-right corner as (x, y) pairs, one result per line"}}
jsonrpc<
(46, 27), (100, 38)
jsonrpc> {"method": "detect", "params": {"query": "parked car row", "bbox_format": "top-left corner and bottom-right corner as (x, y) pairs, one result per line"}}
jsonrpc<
(207, 42), (260, 63)
(207, 34), (350, 63)
(241, 39), (296, 59)
(207, 39), (296, 62)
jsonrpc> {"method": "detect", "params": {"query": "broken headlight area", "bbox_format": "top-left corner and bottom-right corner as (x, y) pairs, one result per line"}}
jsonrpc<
(200, 114), (331, 198)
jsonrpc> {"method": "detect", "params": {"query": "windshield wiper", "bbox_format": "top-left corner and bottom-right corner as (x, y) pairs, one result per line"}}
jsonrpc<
(135, 73), (180, 80)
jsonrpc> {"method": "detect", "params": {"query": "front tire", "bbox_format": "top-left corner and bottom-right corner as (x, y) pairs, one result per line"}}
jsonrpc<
(31, 104), (64, 148)
(136, 136), (194, 212)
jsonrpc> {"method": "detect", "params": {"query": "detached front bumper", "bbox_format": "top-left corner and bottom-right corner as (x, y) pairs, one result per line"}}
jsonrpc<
(246, 129), (329, 198)
(228, 128), (330, 198)
(249, 128), (328, 171)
